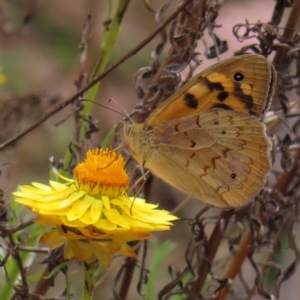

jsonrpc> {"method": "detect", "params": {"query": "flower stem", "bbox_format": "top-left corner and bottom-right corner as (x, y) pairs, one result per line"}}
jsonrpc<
(82, 262), (98, 300)
(82, 0), (131, 115)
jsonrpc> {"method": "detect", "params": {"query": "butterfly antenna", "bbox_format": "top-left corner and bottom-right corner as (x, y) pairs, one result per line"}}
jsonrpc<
(127, 169), (150, 215)
(109, 98), (134, 125)
(128, 169), (150, 194)
(108, 97), (137, 156)
(129, 179), (147, 215)
(112, 139), (128, 154)
(171, 196), (191, 215)
(79, 98), (127, 118)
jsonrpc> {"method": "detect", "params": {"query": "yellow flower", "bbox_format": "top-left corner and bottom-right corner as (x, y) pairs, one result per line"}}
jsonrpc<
(13, 148), (178, 266)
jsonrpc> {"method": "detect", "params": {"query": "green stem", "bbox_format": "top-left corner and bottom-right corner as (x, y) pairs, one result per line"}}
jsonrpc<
(61, 0), (131, 176)
(84, 0), (131, 114)
(82, 262), (98, 300)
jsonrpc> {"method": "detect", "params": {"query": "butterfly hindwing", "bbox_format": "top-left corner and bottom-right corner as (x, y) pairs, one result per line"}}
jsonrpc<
(148, 109), (271, 207)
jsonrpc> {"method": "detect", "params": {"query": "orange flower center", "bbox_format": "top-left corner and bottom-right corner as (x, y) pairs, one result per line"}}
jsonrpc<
(74, 149), (129, 198)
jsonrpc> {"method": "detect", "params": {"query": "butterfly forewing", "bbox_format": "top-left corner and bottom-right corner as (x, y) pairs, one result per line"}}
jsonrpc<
(146, 54), (276, 127)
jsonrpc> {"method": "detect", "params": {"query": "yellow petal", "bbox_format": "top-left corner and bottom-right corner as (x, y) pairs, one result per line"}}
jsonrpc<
(101, 228), (152, 242)
(103, 208), (130, 229)
(32, 182), (53, 191)
(38, 207), (70, 215)
(14, 192), (43, 200)
(79, 210), (95, 224)
(49, 181), (71, 191)
(63, 240), (76, 260)
(14, 198), (35, 206)
(41, 188), (76, 202)
(67, 195), (93, 221)
(101, 195), (110, 210)
(149, 224), (171, 231)
(60, 216), (86, 228)
(90, 199), (103, 222)
(92, 240), (120, 253)
(79, 228), (107, 239)
(32, 182), (52, 192)
(121, 215), (158, 230)
(94, 219), (116, 231)
(93, 248), (113, 267)
(59, 190), (86, 208)
(119, 243), (137, 258)
(66, 240), (93, 261)
(39, 229), (65, 249)
(124, 196), (146, 204)
(110, 198), (126, 206)
(35, 214), (62, 226)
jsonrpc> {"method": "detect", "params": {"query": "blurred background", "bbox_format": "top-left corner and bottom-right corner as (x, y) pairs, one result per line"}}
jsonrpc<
(0, 0), (299, 299)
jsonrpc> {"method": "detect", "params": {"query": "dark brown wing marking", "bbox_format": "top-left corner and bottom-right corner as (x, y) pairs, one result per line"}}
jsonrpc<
(203, 77), (225, 91)
(233, 82), (254, 110)
(217, 91), (229, 101)
(190, 140), (196, 147)
(183, 93), (198, 109)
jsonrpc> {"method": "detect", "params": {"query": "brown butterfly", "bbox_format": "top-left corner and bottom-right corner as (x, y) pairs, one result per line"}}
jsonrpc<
(125, 54), (277, 207)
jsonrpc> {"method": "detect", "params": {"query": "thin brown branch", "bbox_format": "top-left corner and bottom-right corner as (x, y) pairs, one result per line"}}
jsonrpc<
(5, 218), (35, 232)
(32, 251), (65, 298)
(118, 257), (139, 300)
(8, 232), (29, 298)
(218, 230), (253, 300)
(17, 245), (50, 254)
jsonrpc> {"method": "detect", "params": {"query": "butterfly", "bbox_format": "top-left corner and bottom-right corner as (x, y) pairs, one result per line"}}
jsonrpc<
(125, 54), (277, 207)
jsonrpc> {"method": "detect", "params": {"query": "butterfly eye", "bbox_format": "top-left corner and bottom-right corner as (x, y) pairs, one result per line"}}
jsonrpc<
(230, 172), (237, 180)
(214, 120), (219, 125)
(233, 72), (244, 82)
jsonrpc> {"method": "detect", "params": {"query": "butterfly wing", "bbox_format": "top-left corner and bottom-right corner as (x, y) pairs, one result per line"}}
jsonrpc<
(126, 54), (275, 207)
(146, 54), (276, 127)
(143, 109), (271, 207)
